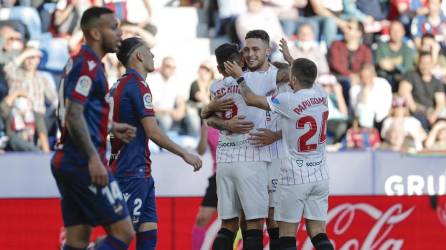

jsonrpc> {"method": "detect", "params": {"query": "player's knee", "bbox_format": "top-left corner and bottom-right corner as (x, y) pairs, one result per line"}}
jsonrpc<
(246, 218), (263, 230)
(305, 220), (326, 238)
(221, 217), (239, 232)
(107, 219), (135, 244)
(311, 233), (333, 250)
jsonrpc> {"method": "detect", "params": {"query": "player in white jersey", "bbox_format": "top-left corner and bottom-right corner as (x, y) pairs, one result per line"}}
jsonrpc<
(204, 30), (290, 250)
(203, 43), (272, 250)
(224, 56), (334, 250)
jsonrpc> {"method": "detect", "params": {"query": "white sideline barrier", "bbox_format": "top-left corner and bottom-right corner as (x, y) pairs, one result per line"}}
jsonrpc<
(0, 151), (445, 198)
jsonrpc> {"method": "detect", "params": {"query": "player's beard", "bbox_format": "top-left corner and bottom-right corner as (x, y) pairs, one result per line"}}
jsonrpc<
(103, 40), (119, 53)
(246, 58), (266, 72)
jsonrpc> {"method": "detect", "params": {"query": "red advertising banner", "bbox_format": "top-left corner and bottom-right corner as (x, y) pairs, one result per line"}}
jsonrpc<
(0, 196), (445, 249)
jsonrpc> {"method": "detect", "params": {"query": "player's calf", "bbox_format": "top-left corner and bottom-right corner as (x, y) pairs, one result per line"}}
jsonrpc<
(267, 208), (279, 250)
(212, 218), (239, 250)
(97, 217), (135, 250)
(305, 220), (333, 250)
(136, 222), (158, 250)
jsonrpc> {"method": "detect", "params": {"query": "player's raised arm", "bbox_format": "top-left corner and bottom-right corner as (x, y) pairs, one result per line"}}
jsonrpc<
(224, 61), (271, 111)
(65, 100), (108, 187)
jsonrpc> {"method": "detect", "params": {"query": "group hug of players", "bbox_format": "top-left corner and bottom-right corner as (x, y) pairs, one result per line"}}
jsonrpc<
(52, 6), (333, 250)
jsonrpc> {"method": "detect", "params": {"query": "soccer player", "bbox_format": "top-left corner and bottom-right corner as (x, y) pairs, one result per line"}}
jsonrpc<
(51, 7), (136, 250)
(205, 30), (289, 249)
(224, 57), (334, 250)
(110, 37), (202, 250)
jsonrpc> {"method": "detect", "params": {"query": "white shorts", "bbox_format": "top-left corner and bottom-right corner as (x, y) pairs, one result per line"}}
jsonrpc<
(274, 180), (329, 223)
(216, 161), (269, 220)
(267, 159), (281, 208)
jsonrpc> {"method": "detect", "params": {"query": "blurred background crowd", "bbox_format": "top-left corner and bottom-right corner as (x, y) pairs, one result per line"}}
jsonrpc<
(0, 0), (445, 154)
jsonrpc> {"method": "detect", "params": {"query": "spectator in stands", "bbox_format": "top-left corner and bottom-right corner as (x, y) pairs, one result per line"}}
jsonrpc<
(318, 77), (349, 144)
(50, 0), (95, 52)
(388, 0), (428, 35)
(236, 0), (285, 45)
(376, 21), (414, 92)
(415, 34), (446, 82)
(307, 0), (347, 46)
(187, 60), (215, 137)
(424, 120), (446, 150)
(289, 23), (329, 75)
(147, 56), (188, 133)
(380, 96), (427, 151)
(398, 51), (445, 130)
(343, 0), (376, 25)
(350, 64), (392, 129)
(0, 90), (40, 151)
(329, 18), (373, 106)
(344, 118), (381, 150)
(210, 0), (246, 43)
(264, 0), (308, 37)
(411, 0), (446, 48)
(356, 0), (387, 22)
(0, 23), (25, 68)
(3, 47), (58, 152)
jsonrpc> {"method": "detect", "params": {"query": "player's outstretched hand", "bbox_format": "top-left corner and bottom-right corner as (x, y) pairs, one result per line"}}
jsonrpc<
(224, 61), (243, 79)
(208, 96), (234, 112)
(249, 128), (280, 147)
(89, 154), (108, 187)
(183, 152), (202, 172)
(279, 38), (293, 65)
(112, 122), (137, 143)
(226, 115), (254, 134)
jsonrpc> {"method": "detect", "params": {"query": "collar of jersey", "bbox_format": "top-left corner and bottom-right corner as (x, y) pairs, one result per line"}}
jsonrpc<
(81, 44), (102, 63)
(126, 68), (144, 82)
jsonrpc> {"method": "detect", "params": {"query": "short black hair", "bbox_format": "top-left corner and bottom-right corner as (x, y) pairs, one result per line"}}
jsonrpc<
(245, 29), (270, 45)
(215, 43), (240, 69)
(117, 37), (145, 66)
(291, 58), (317, 88)
(80, 7), (114, 30)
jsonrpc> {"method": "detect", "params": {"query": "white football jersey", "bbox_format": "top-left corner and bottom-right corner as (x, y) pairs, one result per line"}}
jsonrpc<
(210, 65), (277, 163)
(267, 83), (292, 160)
(267, 84), (329, 185)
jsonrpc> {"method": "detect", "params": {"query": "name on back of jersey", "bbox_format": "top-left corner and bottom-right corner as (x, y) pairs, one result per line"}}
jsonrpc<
(293, 96), (327, 115)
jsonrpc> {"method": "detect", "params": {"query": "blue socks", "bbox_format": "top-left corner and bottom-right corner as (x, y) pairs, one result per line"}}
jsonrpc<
(136, 230), (158, 250)
(95, 235), (129, 250)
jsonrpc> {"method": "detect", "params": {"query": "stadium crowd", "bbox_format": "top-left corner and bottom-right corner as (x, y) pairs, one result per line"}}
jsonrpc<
(0, 0), (446, 154)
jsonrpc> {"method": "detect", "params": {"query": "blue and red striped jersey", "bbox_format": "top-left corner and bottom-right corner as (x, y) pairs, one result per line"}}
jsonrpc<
(109, 68), (155, 178)
(52, 45), (110, 169)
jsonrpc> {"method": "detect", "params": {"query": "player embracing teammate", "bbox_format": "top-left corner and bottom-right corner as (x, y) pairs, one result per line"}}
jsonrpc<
(205, 30), (334, 250)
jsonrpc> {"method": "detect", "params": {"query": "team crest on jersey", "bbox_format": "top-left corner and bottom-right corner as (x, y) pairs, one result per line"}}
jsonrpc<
(75, 75), (92, 97)
(143, 93), (153, 109)
(87, 60), (96, 71)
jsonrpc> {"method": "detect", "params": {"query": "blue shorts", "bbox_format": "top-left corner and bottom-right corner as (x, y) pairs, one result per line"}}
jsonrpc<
(51, 164), (129, 227)
(117, 177), (157, 230)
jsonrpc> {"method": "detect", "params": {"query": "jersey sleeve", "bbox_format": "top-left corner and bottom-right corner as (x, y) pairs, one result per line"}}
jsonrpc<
(130, 81), (155, 120)
(267, 92), (292, 118)
(65, 60), (94, 105)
